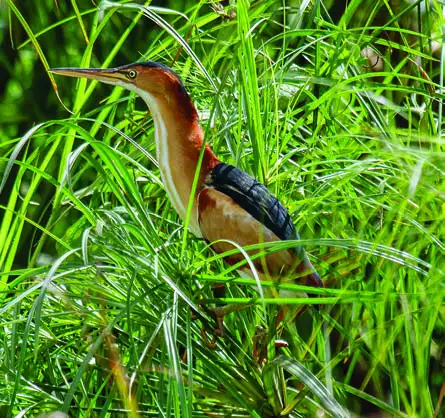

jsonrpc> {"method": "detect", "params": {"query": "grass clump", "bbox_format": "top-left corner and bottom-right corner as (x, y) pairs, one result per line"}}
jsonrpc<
(0, 0), (444, 416)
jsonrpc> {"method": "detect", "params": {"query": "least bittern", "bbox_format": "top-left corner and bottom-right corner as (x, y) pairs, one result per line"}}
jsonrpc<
(50, 62), (323, 334)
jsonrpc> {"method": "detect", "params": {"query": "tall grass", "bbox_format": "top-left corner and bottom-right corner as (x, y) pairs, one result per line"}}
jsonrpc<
(1, 0), (444, 416)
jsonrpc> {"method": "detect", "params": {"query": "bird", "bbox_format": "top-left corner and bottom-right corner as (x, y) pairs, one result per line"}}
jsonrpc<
(50, 61), (323, 334)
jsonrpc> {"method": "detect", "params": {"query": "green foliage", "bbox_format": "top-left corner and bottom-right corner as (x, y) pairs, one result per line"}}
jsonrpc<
(1, 0), (444, 417)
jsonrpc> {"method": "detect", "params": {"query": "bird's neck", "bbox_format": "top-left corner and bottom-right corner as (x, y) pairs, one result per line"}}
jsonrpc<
(138, 91), (219, 236)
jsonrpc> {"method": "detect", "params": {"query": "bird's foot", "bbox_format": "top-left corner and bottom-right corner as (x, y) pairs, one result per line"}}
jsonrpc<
(201, 303), (251, 349)
(200, 306), (226, 349)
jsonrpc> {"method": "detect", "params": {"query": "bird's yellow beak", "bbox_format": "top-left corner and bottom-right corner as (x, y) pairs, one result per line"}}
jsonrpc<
(49, 67), (126, 85)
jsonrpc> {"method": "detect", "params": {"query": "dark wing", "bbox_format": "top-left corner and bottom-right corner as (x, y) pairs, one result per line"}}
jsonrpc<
(208, 164), (300, 246)
(200, 163), (322, 287)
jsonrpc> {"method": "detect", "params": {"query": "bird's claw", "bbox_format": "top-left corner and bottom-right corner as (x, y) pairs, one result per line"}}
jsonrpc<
(200, 306), (226, 349)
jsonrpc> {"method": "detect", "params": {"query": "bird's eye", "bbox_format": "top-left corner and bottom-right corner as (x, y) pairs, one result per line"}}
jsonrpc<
(127, 70), (137, 79)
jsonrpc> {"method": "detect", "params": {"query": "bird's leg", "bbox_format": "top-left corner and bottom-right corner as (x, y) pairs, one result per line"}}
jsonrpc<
(200, 282), (252, 344)
(208, 303), (252, 337)
(200, 303), (250, 348)
(201, 325), (218, 349)
(252, 325), (268, 363)
(208, 283), (228, 338)
(252, 325), (290, 365)
(199, 284), (231, 348)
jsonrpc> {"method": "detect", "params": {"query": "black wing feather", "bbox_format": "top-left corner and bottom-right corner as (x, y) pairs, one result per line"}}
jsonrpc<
(208, 163), (300, 246)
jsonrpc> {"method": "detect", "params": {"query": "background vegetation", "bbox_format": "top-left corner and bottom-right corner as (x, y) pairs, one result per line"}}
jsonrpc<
(1, 0), (444, 416)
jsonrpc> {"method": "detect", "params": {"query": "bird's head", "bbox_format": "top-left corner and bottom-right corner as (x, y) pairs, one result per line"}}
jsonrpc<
(50, 61), (197, 119)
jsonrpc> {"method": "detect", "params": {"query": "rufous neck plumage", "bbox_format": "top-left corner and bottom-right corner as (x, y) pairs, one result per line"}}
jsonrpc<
(136, 88), (219, 236)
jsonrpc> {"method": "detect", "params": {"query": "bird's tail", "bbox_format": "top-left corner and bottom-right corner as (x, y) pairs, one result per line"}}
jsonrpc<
(297, 255), (324, 288)
(296, 255), (324, 313)
(276, 255), (323, 323)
